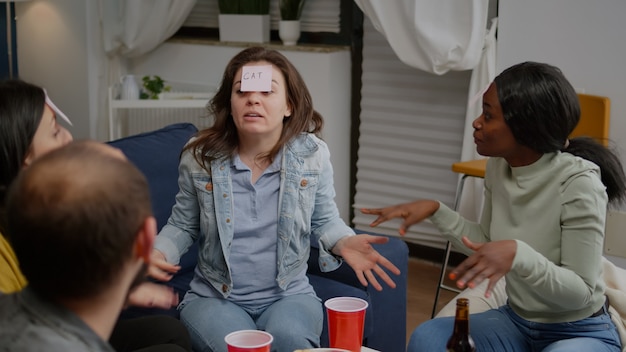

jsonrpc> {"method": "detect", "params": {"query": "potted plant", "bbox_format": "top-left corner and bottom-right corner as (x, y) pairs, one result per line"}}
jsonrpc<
(279, 0), (306, 21)
(140, 75), (171, 100)
(218, 0), (271, 43)
(279, 0), (306, 45)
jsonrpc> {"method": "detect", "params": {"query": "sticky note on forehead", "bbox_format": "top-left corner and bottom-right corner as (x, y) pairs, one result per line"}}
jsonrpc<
(43, 88), (72, 126)
(240, 65), (272, 92)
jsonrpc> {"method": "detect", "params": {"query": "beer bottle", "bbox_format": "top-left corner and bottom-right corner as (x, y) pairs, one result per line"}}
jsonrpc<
(446, 298), (476, 352)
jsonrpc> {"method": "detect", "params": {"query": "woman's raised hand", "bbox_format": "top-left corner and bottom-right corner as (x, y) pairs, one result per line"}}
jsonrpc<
(332, 235), (401, 291)
(450, 237), (516, 298)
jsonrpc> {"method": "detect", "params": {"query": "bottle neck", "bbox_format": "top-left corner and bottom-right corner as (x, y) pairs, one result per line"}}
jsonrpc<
(447, 298), (475, 351)
(453, 301), (470, 335)
(453, 317), (470, 335)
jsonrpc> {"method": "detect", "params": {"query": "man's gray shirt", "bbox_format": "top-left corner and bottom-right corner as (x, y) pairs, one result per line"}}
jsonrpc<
(0, 287), (114, 352)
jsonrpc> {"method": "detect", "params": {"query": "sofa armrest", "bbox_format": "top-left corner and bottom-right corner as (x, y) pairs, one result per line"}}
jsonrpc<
(307, 229), (408, 352)
(364, 232), (408, 352)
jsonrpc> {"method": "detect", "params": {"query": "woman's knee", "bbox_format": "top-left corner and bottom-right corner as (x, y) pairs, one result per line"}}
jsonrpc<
(180, 298), (254, 352)
(261, 296), (323, 349)
(542, 338), (621, 352)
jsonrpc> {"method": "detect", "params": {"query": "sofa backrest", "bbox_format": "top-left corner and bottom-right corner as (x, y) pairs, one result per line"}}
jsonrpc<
(107, 123), (198, 230)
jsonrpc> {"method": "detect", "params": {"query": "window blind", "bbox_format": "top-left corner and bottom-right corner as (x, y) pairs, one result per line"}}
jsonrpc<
(352, 17), (471, 249)
(183, 0), (341, 33)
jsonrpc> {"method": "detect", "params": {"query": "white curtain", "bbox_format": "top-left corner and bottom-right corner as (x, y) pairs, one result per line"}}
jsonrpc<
(100, 0), (196, 58)
(353, 0), (497, 220)
(97, 0), (196, 140)
(353, 0), (489, 75)
(457, 18), (498, 220)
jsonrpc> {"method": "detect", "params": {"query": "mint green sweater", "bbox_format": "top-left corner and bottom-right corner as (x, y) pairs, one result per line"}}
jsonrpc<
(431, 152), (607, 323)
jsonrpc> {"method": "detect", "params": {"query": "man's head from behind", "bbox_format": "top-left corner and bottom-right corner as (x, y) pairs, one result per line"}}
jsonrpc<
(6, 140), (155, 301)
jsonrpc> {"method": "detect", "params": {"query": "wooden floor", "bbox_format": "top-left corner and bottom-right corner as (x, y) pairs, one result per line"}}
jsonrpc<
(406, 257), (458, 344)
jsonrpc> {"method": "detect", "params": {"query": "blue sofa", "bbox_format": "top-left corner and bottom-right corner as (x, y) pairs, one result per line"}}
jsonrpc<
(109, 123), (409, 352)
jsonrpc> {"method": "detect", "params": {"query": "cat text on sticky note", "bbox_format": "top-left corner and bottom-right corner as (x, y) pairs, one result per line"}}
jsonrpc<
(240, 65), (272, 92)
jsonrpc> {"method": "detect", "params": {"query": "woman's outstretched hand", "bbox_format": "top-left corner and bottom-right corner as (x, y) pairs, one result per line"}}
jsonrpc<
(450, 237), (516, 298)
(332, 235), (401, 291)
(360, 200), (440, 236)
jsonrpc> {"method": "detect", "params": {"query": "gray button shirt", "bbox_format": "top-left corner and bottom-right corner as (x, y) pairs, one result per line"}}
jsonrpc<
(0, 288), (114, 352)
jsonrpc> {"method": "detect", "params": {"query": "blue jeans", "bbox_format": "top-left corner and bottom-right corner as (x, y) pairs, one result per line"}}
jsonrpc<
(179, 294), (323, 352)
(408, 304), (621, 352)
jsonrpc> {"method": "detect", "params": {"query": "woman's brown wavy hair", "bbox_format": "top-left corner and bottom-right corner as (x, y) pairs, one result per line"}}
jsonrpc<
(185, 46), (323, 170)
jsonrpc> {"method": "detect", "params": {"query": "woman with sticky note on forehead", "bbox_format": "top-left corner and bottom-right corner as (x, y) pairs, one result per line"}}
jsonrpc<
(150, 46), (401, 352)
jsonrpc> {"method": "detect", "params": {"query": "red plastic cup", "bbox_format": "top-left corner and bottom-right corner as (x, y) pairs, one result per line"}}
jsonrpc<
(324, 297), (368, 352)
(224, 330), (273, 352)
(293, 349), (351, 352)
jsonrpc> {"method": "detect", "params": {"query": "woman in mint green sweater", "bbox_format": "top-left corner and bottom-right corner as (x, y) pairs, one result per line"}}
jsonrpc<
(363, 62), (626, 352)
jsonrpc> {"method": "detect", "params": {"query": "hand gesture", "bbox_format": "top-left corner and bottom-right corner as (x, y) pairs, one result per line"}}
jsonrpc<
(332, 235), (401, 291)
(450, 237), (516, 298)
(360, 200), (440, 236)
(148, 249), (181, 282)
(127, 281), (179, 309)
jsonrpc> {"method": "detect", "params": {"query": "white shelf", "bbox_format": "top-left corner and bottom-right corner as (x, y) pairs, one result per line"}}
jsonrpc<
(110, 98), (209, 109)
(108, 86), (213, 140)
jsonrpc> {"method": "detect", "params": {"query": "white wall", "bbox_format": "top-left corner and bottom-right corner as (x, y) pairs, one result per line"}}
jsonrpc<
(497, 0), (626, 170)
(14, 1), (352, 221)
(15, 0), (101, 140)
(16, 0), (626, 226)
(129, 42), (353, 221)
(497, 0), (626, 267)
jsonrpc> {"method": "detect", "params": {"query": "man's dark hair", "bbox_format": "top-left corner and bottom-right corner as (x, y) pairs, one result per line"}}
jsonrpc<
(6, 141), (152, 300)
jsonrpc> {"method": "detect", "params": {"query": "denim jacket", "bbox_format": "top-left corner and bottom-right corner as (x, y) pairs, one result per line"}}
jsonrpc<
(154, 133), (354, 297)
